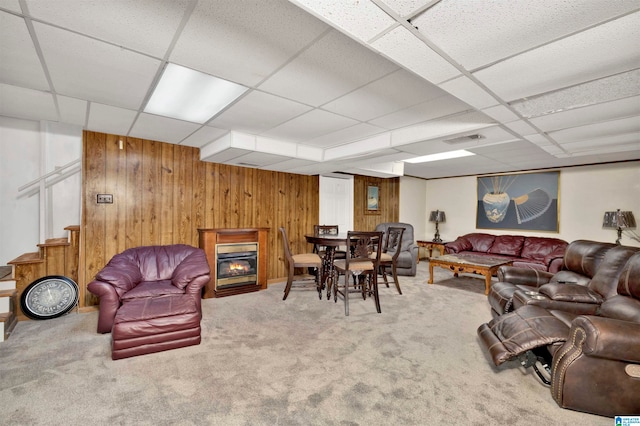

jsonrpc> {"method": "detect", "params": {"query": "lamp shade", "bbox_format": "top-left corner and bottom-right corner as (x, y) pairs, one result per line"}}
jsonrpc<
(603, 210), (636, 229)
(429, 210), (446, 223)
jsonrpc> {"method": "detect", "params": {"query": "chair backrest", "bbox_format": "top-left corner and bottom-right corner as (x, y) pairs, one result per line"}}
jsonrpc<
(279, 227), (294, 266)
(375, 222), (414, 252)
(346, 231), (383, 272)
(384, 227), (405, 261)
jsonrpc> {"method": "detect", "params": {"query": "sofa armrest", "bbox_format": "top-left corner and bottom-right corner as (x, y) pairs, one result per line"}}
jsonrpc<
(445, 238), (470, 254)
(565, 315), (640, 363)
(497, 265), (553, 287)
(171, 249), (211, 290)
(539, 283), (604, 304)
(87, 280), (121, 334)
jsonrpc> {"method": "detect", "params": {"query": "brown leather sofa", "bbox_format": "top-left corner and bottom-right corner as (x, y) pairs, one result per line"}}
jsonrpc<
(477, 242), (640, 416)
(87, 244), (210, 359)
(445, 233), (568, 273)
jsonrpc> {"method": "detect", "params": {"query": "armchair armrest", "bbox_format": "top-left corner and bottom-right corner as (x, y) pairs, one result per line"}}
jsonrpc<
(539, 283), (604, 304)
(497, 266), (553, 287)
(94, 257), (142, 296)
(87, 280), (121, 334)
(171, 249), (211, 290)
(566, 315), (640, 363)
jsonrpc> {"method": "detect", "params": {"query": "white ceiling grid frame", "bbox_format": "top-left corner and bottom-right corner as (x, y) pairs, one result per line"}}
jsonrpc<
(368, 95), (470, 130)
(303, 122), (388, 148)
(0, 12), (49, 91)
(438, 76), (500, 110)
(324, 133), (393, 161)
(170, 0), (329, 87)
(473, 11), (640, 102)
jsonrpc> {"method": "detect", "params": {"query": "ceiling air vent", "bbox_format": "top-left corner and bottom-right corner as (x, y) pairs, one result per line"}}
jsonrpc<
(443, 134), (485, 144)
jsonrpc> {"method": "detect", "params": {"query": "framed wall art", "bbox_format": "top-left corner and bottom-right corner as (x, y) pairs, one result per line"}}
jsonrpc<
(476, 170), (560, 232)
(365, 183), (380, 215)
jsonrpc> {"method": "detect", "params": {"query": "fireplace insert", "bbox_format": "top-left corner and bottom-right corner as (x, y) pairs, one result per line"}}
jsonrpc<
(215, 243), (258, 290)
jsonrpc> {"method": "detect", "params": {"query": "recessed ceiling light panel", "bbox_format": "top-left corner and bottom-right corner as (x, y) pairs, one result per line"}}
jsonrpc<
(145, 63), (248, 124)
(404, 149), (475, 163)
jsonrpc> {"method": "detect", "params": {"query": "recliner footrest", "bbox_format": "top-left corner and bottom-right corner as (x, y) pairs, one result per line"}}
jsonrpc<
(477, 305), (569, 366)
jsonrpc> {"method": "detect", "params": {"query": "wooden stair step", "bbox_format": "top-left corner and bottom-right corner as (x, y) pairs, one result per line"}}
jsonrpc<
(38, 237), (70, 248)
(0, 310), (18, 342)
(8, 251), (44, 265)
(0, 289), (17, 313)
(0, 266), (11, 280)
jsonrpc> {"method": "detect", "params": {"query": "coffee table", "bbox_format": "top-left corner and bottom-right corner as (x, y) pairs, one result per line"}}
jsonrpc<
(428, 254), (513, 295)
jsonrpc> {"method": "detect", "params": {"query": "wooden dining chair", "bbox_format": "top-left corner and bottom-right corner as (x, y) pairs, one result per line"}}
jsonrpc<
(279, 227), (322, 300)
(378, 226), (405, 295)
(332, 231), (383, 316)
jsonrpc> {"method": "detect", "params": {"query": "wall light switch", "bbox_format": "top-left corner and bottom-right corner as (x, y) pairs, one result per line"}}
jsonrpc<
(97, 194), (113, 204)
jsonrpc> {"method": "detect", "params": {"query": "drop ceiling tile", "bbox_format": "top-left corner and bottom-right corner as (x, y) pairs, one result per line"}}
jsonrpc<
(259, 30), (398, 107)
(481, 105), (520, 123)
(438, 76), (499, 110)
(0, 84), (57, 121)
(0, 1), (21, 13)
(503, 120), (537, 135)
(560, 132), (640, 154)
(412, 0), (638, 70)
(304, 123), (387, 148)
(0, 12), (49, 90)
(261, 108), (359, 141)
(371, 26), (460, 84)
(370, 95), (470, 130)
(227, 151), (290, 168)
(34, 22), (160, 110)
(549, 116), (640, 144)
(179, 126), (228, 148)
(380, 0), (430, 18)
(292, 0), (396, 42)
(474, 11), (640, 101)
(323, 69), (448, 121)
(171, 0), (328, 87)
(261, 158), (317, 171)
(25, 0), (191, 58)
(531, 95), (640, 133)
(129, 113), (201, 144)
(57, 95), (87, 127)
(87, 103), (137, 136)
(209, 91), (313, 133)
(511, 69), (640, 118)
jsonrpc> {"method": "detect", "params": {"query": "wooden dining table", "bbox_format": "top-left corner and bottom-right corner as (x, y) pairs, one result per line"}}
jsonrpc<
(304, 233), (349, 300)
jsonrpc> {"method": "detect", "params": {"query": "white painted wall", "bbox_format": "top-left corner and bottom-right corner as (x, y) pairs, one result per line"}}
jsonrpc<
(411, 161), (640, 247)
(399, 176), (427, 240)
(0, 116), (82, 265)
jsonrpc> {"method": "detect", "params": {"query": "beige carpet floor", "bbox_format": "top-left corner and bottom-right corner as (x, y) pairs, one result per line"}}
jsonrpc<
(0, 262), (610, 425)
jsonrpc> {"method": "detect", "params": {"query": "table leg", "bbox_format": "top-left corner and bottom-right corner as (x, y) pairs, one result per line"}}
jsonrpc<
(484, 273), (491, 295)
(428, 262), (434, 284)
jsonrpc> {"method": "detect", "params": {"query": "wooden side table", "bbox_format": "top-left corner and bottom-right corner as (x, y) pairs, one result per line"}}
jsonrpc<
(417, 240), (447, 263)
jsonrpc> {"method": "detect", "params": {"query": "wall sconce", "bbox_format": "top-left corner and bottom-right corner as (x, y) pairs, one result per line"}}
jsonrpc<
(602, 209), (636, 245)
(429, 210), (446, 243)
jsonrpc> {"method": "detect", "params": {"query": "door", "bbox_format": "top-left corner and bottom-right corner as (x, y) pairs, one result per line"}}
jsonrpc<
(319, 175), (353, 234)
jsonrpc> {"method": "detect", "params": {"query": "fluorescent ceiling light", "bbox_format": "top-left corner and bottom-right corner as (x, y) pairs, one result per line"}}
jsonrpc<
(145, 63), (248, 124)
(404, 149), (475, 163)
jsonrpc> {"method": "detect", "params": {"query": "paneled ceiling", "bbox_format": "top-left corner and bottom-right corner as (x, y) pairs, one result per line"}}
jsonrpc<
(1, 0), (639, 179)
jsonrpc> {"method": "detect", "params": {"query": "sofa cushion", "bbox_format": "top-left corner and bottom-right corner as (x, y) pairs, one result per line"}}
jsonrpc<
(121, 280), (184, 300)
(520, 237), (566, 262)
(488, 235), (525, 256)
(599, 295), (640, 323)
(466, 233), (496, 252)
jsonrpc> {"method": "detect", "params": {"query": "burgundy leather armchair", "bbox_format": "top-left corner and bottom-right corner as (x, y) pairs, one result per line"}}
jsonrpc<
(88, 244), (210, 333)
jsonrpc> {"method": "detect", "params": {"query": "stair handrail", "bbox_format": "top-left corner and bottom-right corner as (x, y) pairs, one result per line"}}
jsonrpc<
(18, 158), (81, 193)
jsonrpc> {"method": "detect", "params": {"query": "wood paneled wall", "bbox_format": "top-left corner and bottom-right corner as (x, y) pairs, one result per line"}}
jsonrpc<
(80, 131), (319, 306)
(353, 175), (400, 231)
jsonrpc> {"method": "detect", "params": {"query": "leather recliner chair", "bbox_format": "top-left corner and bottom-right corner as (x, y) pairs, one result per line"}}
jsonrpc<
(477, 246), (640, 416)
(374, 222), (418, 276)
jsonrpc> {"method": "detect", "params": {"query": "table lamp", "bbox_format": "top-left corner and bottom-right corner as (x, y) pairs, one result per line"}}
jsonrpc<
(429, 210), (446, 243)
(602, 209), (636, 245)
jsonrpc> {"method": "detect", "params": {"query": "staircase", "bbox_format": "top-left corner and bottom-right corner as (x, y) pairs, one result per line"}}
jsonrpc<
(1, 225), (80, 340)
